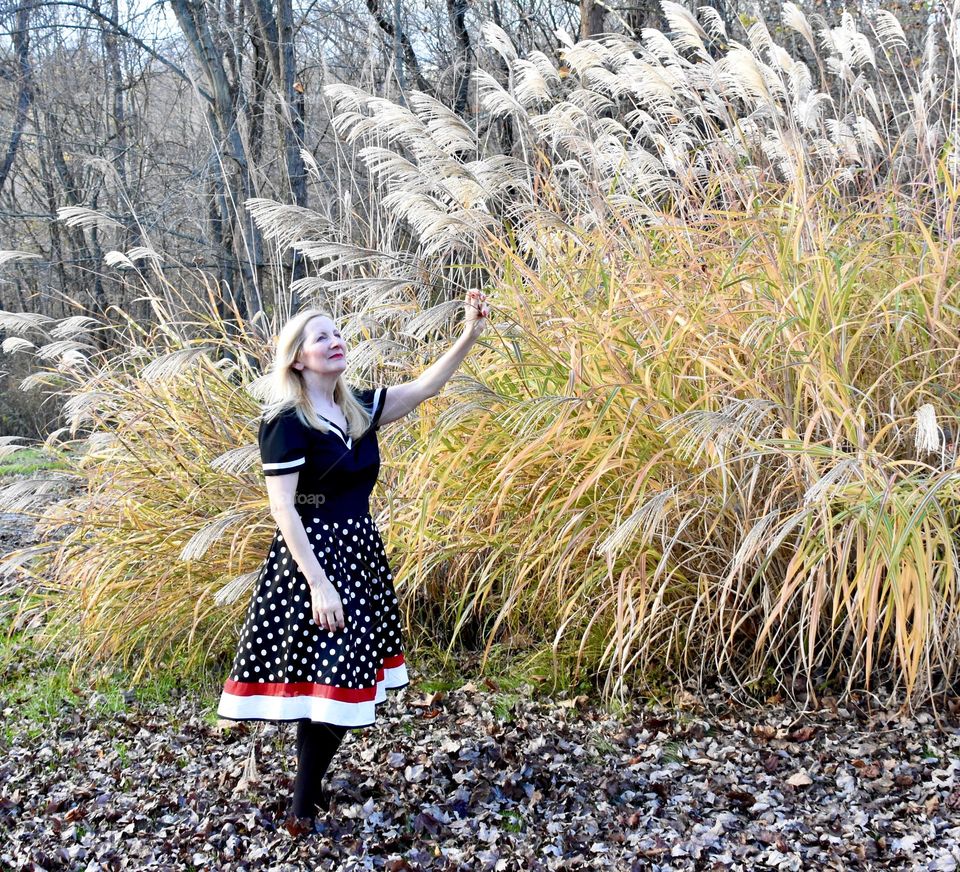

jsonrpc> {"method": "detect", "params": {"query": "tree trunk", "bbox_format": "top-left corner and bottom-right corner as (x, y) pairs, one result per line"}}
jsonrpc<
(580, 0), (606, 39)
(97, 0), (139, 256)
(0, 2), (33, 192)
(489, 0), (515, 156)
(34, 105), (69, 316)
(446, 0), (471, 117)
(169, 0), (260, 324)
(624, 0), (665, 36)
(364, 0), (434, 94)
(244, 0), (308, 295)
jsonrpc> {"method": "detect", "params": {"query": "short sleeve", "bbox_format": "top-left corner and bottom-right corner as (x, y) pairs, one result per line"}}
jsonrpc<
(351, 386), (388, 432)
(258, 409), (308, 475)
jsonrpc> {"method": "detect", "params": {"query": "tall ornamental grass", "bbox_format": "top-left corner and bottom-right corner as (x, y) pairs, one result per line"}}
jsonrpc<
(3, 1), (960, 706)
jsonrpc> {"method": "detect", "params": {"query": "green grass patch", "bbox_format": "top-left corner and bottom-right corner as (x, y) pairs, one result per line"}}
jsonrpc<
(500, 808), (525, 833)
(0, 447), (73, 477)
(0, 600), (226, 729)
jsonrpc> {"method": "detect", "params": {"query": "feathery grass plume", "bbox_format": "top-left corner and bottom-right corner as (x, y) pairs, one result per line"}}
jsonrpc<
(299, 147), (322, 182)
(60, 391), (117, 429)
(832, 12), (877, 70)
(2, 337), (36, 353)
(513, 59), (557, 108)
(139, 347), (217, 382)
(661, 0), (710, 60)
(311, 275), (416, 303)
(793, 90), (833, 131)
(871, 9), (909, 52)
(782, 3), (817, 54)
(244, 198), (335, 247)
(208, 444), (259, 476)
(56, 206), (122, 229)
(698, 5), (727, 42)
(48, 316), (102, 339)
(729, 509), (781, 578)
(717, 46), (783, 112)
(558, 39), (608, 77)
(18, 371), (66, 392)
(826, 118), (860, 161)
(640, 27), (684, 64)
(35, 340), (96, 362)
(406, 91), (478, 156)
(320, 82), (376, 121)
(103, 251), (136, 269)
(292, 241), (400, 275)
(466, 155), (533, 202)
(0, 435), (29, 453)
(801, 457), (863, 506)
(180, 510), (254, 562)
(854, 115), (884, 160)
(0, 477), (66, 513)
(598, 487), (679, 558)
(479, 20), (518, 65)
(0, 250), (41, 266)
(746, 20), (779, 66)
(915, 404), (942, 455)
(213, 570), (261, 607)
(358, 147), (424, 188)
(58, 349), (90, 370)
(472, 69), (529, 122)
(582, 66), (641, 101)
(360, 100), (430, 150)
(0, 310), (54, 333)
(129, 246), (162, 265)
(400, 301), (464, 342)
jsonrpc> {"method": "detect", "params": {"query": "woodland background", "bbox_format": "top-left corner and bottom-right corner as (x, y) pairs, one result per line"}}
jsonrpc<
(0, 0), (938, 439)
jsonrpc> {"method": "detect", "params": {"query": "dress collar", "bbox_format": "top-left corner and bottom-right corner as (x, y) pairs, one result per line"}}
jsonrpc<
(317, 415), (352, 449)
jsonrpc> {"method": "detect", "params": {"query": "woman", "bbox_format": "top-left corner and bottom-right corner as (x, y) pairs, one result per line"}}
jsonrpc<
(216, 289), (490, 826)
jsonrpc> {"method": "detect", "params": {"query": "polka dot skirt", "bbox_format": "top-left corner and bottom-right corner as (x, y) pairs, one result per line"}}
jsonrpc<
(216, 513), (408, 727)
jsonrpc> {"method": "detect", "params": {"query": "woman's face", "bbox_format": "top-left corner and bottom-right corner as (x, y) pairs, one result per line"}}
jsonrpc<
(293, 315), (347, 377)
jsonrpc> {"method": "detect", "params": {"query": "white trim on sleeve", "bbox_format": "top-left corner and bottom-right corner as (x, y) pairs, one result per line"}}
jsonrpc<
(263, 456), (306, 471)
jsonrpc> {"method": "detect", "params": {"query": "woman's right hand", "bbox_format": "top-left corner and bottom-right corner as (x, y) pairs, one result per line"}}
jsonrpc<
(308, 576), (345, 632)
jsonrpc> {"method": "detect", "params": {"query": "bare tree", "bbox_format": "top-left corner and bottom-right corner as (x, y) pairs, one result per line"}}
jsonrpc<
(0, 0), (33, 192)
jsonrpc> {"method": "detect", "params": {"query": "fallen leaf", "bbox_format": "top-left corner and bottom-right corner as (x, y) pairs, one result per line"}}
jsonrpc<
(233, 743), (259, 794)
(727, 789), (755, 807)
(788, 726), (816, 742)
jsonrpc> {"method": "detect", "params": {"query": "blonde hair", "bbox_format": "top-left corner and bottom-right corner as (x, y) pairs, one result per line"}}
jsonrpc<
(261, 308), (372, 438)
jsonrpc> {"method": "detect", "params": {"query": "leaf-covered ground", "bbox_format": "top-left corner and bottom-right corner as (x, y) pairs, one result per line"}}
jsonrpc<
(3, 675), (960, 871)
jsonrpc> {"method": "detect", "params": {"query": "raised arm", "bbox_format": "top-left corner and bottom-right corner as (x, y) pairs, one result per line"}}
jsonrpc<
(379, 288), (490, 427)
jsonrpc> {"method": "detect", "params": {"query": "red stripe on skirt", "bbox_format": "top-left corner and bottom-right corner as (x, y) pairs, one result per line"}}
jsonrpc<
(223, 653), (406, 702)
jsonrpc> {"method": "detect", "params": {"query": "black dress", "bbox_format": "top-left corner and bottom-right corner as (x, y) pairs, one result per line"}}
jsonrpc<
(217, 386), (409, 727)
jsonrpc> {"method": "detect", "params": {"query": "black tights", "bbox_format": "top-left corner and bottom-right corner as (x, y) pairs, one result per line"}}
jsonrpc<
(291, 720), (349, 818)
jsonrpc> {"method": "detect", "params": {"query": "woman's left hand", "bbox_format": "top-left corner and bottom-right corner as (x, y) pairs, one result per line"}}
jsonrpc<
(463, 289), (490, 337)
